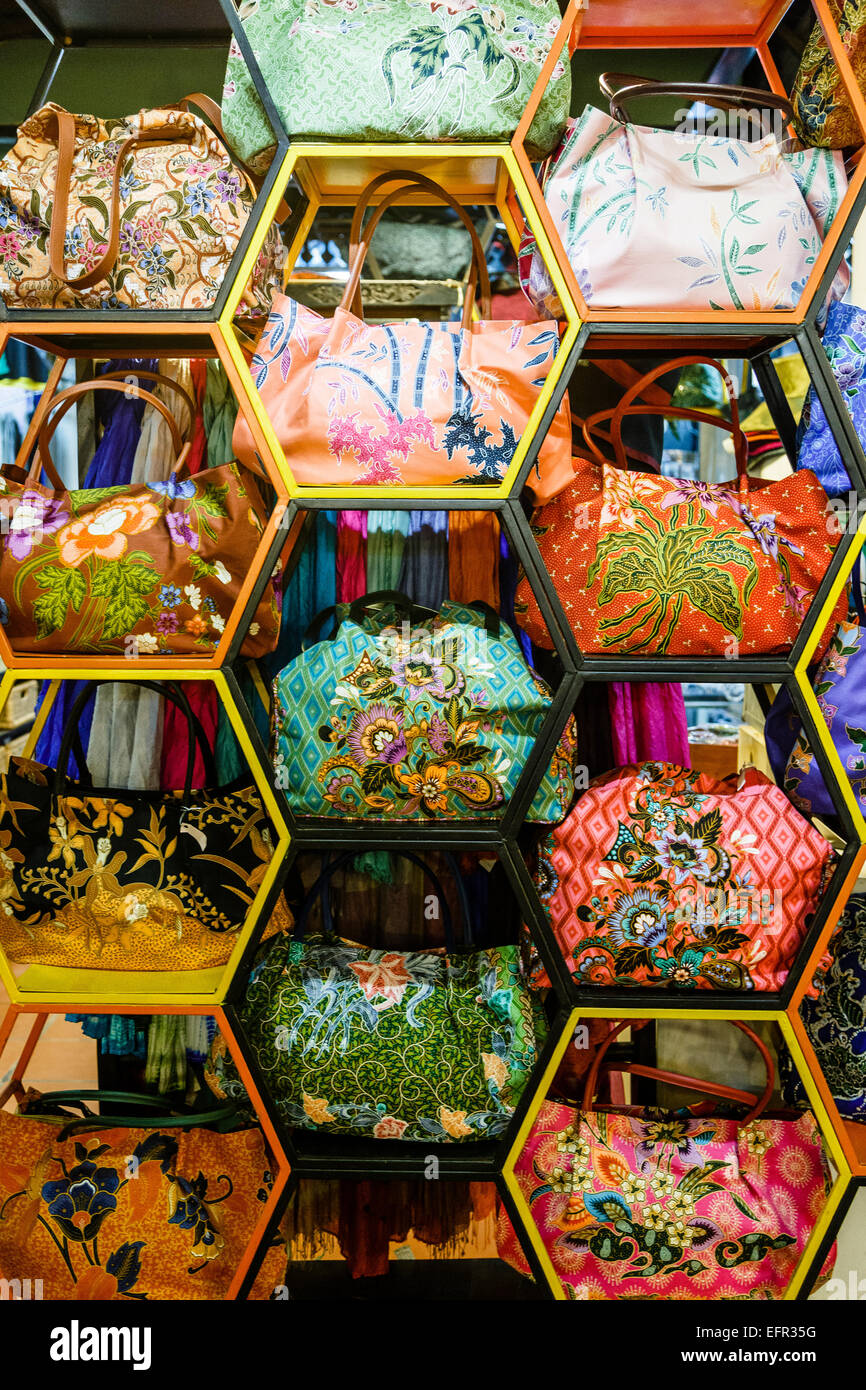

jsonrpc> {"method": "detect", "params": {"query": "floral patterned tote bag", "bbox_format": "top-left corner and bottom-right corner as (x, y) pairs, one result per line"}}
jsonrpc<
(0, 680), (290, 971)
(272, 591), (578, 822)
(797, 301), (866, 497)
(0, 1097), (285, 1299)
(232, 171), (573, 499)
(497, 1021), (836, 1300)
(765, 618), (866, 820)
(0, 98), (281, 313)
(515, 356), (846, 658)
(779, 892), (866, 1120)
(0, 376), (281, 658)
(222, 0), (571, 171)
(532, 761), (834, 994)
(792, 0), (866, 149)
(205, 849), (547, 1143)
(518, 77), (848, 317)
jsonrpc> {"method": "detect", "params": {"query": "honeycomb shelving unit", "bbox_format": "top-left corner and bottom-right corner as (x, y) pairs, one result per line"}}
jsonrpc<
(3, 0), (866, 1301)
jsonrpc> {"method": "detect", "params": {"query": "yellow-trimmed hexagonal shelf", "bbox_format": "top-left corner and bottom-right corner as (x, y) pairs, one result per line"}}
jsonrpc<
(219, 142), (581, 501)
(0, 668), (291, 1007)
(500, 1006), (853, 1301)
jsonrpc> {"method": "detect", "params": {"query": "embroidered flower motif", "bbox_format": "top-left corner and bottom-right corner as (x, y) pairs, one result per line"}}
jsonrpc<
(4, 491), (69, 560)
(373, 1115), (409, 1139)
(347, 704), (408, 765)
(606, 889), (670, 948)
(56, 497), (160, 566)
(439, 1107), (474, 1139)
(347, 952), (414, 1007)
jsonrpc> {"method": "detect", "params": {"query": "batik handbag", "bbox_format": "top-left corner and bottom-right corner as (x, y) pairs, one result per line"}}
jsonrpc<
(0, 376), (281, 658)
(0, 95), (282, 313)
(222, 0), (570, 171)
(780, 893), (866, 1120)
(793, 0), (866, 148)
(0, 1094), (285, 1299)
(765, 618), (866, 819)
(532, 761), (834, 993)
(497, 1020), (835, 1300)
(515, 356), (846, 658)
(518, 76), (849, 317)
(797, 301), (866, 496)
(232, 171), (574, 500)
(205, 849), (546, 1143)
(0, 680), (290, 971)
(273, 591), (578, 821)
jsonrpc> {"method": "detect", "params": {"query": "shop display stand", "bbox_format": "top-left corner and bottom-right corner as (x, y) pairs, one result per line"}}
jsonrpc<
(3, 0), (866, 1300)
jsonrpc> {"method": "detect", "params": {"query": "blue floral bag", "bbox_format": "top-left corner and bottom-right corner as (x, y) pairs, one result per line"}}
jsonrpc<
(272, 595), (577, 821)
(797, 301), (866, 497)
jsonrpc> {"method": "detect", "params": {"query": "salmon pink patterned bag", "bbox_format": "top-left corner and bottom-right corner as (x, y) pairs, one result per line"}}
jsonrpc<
(497, 1021), (835, 1300)
(533, 762), (834, 994)
(232, 172), (573, 498)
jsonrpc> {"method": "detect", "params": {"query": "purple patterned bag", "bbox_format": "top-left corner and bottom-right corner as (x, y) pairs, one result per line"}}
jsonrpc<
(765, 619), (865, 817)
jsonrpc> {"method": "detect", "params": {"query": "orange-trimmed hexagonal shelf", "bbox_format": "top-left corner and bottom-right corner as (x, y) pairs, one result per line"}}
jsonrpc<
(0, 330), (293, 670)
(0, 668), (291, 1007)
(499, 1006), (853, 1301)
(0, 1002), (290, 1300)
(513, 0), (866, 332)
(219, 143), (581, 502)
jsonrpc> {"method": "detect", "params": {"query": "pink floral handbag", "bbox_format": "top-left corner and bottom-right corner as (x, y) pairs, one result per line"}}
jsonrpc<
(232, 171), (573, 499)
(498, 1021), (835, 1300)
(518, 78), (849, 317)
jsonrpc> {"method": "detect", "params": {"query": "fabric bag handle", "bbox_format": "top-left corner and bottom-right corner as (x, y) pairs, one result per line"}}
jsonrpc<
(599, 72), (795, 127)
(340, 171), (491, 327)
(53, 679), (217, 801)
(294, 848), (472, 951)
(582, 1019), (775, 1123)
(31, 377), (188, 487)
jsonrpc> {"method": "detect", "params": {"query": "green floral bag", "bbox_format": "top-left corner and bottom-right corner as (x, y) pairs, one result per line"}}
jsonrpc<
(206, 851), (547, 1142)
(222, 0), (571, 170)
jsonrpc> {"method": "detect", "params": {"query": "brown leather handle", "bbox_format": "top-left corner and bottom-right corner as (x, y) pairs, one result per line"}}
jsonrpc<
(582, 1019), (775, 1123)
(600, 72), (795, 128)
(47, 109), (189, 291)
(584, 354), (748, 483)
(33, 378), (186, 487)
(177, 91), (291, 221)
(96, 369), (196, 427)
(340, 171), (491, 329)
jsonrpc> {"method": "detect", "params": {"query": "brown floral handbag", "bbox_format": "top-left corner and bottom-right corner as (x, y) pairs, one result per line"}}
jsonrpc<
(0, 95), (282, 312)
(0, 376), (281, 658)
(0, 1093), (286, 1299)
(0, 680), (290, 971)
(792, 0), (866, 149)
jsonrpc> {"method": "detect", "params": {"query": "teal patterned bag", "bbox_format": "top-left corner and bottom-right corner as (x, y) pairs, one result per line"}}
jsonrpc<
(272, 594), (578, 821)
(222, 0), (571, 170)
(205, 851), (547, 1142)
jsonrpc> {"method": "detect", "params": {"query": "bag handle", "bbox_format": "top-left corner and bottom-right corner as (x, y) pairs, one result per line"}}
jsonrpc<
(47, 107), (200, 291)
(31, 377), (188, 488)
(294, 848), (471, 952)
(301, 591), (438, 649)
(176, 92), (291, 221)
(582, 1020), (775, 1123)
(339, 171), (491, 328)
(95, 368), (196, 427)
(583, 355), (749, 484)
(53, 679), (217, 802)
(599, 72), (795, 128)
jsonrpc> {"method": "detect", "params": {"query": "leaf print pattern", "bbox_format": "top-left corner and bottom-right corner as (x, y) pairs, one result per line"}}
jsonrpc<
(222, 0), (570, 171)
(205, 935), (546, 1143)
(518, 104), (848, 317)
(0, 755), (290, 970)
(497, 1100), (833, 1300)
(0, 462), (280, 658)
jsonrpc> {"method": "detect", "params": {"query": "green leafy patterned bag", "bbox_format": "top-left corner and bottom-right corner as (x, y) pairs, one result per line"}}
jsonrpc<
(222, 0), (571, 171)
(205, 851), (547, 1142)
